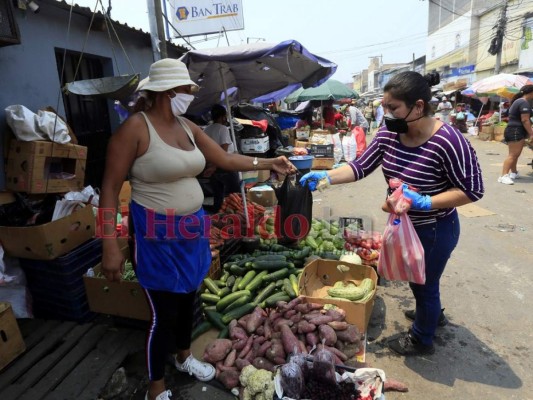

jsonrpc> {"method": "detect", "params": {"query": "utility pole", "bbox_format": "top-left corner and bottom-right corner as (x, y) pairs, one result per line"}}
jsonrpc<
(490, 0), (508, 74)
(147, 0), (168, 61)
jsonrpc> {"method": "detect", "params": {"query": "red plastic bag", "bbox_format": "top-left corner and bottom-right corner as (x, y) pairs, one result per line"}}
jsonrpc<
(378, 183), (426, 284)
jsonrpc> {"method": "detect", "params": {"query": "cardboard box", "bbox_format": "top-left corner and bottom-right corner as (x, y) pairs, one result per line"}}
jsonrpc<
(298, 259), (378, 333)
(241, 170), (258, 183)
(0, 302), (26, 371)
(295, 129), (310, 139)
(240, 136), (269, 154)
(84, 244), (151, 321)
(0, 205), (95, 260)
(294, 140), (310, 148)
(247, 185), (277, 207)
(5, 140), (87, 194)
(312, 157), (335, 170)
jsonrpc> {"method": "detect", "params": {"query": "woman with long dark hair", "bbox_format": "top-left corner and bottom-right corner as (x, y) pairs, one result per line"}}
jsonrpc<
(498, 85), (533, 185)
(300, 71), (484, 356)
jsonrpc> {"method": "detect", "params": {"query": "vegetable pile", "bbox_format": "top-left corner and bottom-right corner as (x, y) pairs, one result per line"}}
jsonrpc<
(200, 297), (364, 395)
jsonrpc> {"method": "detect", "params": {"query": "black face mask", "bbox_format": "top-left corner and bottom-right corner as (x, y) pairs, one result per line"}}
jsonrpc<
(384, 106), (424, 134)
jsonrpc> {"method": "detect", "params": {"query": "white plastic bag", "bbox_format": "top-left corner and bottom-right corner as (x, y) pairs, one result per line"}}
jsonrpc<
(5, 105), (71, 144)
(35, 110), (71, 144)
(5, 105), (45, 141)
(331, 133), (343, 164)
(64, 185), (100, 207)
(342, 132), (357, 162)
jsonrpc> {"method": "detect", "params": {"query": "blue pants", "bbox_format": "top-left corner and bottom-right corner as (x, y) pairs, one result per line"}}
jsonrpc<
(410, 210), (460, 345)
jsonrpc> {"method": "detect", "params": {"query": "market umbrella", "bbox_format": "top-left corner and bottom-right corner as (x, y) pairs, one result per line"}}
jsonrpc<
(284, 79), (358, 104)
(461, 73), (533, 99)
(180, 40), (336, 230)
(180, 40), (337, 115)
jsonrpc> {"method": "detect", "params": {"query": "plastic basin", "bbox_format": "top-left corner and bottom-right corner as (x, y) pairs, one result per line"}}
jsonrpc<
(289, 155), (314, 170)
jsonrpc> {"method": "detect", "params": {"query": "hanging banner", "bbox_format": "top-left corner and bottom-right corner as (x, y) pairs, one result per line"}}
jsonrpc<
(170, 0), (244, 37)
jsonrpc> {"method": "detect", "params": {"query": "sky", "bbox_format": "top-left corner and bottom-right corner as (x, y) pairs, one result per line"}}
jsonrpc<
(70, 0), (430, 84)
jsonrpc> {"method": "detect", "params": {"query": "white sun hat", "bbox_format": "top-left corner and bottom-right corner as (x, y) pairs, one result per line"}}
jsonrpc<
(136, 58), (199, 92)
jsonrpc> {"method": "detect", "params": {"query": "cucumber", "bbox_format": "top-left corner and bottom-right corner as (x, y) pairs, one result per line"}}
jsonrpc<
(221, 303), (255, 324)
(237, 270), (257, 290)
(216, 290), (252, 312)
(275, 279), (285, 288)
(251, 260), (293, 270)
(262, 268), (290, 283)
(213, 279), (225, 287)
(203, 305), (217, 312)
(191, 320), (212, 341)
(229, 264), (247, 276)
(200, 293), (220, 304)
(289, 274), (299, 296)
(232, 277), (242, 293)
(253, 255), (287, 262)
(226, 275), (236, 288)
(204, 277), (222, 296)
(252, 282), (276, 306)
(283, 278), (297, 298)
(262, 292), (291, 308)
(222, 294), (252, 314)
(218, 287), (231, 298)
(245, 270), (268, 292)
(217, 326), (229, 339)
(220, 271), (230, 283)
(204, 309), (226, 330)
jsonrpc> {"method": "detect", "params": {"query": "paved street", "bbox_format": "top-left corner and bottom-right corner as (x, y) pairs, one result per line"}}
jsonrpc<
(314, 133), (533, 399)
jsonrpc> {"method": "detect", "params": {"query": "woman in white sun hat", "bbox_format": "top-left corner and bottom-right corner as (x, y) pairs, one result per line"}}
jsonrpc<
(99, 58), (296, 400)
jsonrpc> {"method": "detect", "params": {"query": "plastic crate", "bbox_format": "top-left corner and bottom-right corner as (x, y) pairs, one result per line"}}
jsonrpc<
(219, 238), (242, 264)
(207, 252), (221, 280)
(309, 144), (334, 158)
(32, 286), (94, 322)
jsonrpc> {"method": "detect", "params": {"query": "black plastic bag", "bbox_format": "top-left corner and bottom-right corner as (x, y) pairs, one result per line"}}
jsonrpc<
(274, 173), (312, 245)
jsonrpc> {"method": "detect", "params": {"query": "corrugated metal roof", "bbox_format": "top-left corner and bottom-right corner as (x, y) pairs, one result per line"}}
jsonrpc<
(43, 0), (188, 54)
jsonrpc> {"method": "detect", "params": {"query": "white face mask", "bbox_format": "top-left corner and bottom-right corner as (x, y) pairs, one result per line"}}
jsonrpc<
(169, 92), (194, 116)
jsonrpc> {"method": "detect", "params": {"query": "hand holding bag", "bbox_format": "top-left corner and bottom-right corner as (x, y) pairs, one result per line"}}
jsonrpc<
(378, 183), (426, 284)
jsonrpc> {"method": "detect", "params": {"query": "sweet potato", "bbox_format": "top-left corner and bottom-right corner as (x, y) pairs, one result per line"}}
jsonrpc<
(263, 319), (272, 340)
(224, 349), (237, 367)
(384, 378), (409, 392)
(297, 320), (316, 334)
(308, 302), (324, 311)
(237, 314), (251, 329)
(281, 324), (300, 355)
(266, 340), (285, 363)
(303, 311), (323, 321)
(318, 325), (337, 346)
(246, 306), (265, 334)
(238, 336), (254, 359)
(305, 332), (319, 346)
(328, 321), (348, 331)
(234, 358), (251, 371)
(252, 356), (276, 372)
(308, 315), (334, 326)
(257, 340), (272, 357)
(255, 325), (265, 336)
(335, 324), (360, 344)
(290, 312), (302, 324)
(232, 338), (246, 352)
(298, 340), (308, 354)
(324, 345), (348, 362)
(284, 309), (297, 319)
(253, 335), (266, 346)
(229, 324), (248, 341)
(271, 331), (281, 340)
(325, 308), (345, 321)
(295, 303), (311, 314)
(274, 318), (293, 331)
(203, 339), (233, 363)
(268, 311), (282, 323)
(218, 370), (240, 389)
(287, 296), (303, 309)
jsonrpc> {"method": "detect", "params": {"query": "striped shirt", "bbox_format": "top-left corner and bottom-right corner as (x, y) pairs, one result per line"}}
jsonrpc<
(348, 124), (484, 226)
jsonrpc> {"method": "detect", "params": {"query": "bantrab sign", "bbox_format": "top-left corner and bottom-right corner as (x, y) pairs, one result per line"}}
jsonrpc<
(171, 0), (244, 37)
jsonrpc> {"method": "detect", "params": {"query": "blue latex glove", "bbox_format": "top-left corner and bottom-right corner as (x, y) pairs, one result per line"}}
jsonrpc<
(402, 183), (432, 210)
(299, 171), (331, 191)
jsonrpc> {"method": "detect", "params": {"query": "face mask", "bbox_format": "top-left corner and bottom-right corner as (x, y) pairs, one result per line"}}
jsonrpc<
(384, 106), (424, 134)
(169, 92), (194, 116)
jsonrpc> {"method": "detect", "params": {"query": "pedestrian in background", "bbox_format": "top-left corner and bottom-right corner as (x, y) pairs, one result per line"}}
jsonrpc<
(498, 84), (533, 185)
(437, 96), (453, 123)
(348, 101), (369, 134)
(99, 59), (296, 400)
(364, 101), (374, 128)
(300, 71), (484, 357)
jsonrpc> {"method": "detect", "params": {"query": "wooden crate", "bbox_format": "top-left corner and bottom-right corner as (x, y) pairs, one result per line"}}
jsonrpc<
(312, 157), (335, 170)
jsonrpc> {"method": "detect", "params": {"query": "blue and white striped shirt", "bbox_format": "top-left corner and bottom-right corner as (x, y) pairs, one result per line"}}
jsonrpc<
(348, 124), (484, 226)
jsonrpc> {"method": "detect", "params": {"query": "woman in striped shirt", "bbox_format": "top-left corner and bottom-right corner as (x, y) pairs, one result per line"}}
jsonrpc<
(300, 71), (484, 356)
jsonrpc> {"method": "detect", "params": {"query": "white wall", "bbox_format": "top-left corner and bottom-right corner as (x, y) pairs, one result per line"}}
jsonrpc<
(426, 11), (473, 62)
